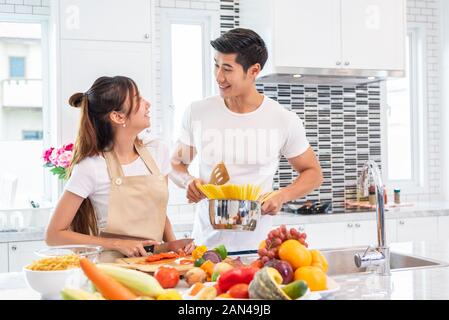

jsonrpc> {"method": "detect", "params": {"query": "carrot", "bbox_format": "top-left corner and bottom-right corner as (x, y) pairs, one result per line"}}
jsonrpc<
(79, 258), (137, 300)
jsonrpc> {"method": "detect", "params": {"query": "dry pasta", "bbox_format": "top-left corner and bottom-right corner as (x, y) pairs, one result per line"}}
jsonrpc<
(26, 254), (81, 271)
(197, 183), (263, 201)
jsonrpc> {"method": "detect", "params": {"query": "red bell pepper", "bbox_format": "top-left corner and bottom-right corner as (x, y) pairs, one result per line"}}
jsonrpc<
(217, 266), (259, 292)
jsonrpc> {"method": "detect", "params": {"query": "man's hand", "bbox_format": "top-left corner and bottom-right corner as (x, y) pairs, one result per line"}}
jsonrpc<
(187, 179), (206, 203)
(261, 192), (287, 215)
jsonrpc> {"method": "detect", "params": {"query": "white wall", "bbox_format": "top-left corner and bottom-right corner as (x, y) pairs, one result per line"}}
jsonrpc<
(0, 0), (50, 15)
(440, 0), (449, 201)
(405, 0), (442, 202)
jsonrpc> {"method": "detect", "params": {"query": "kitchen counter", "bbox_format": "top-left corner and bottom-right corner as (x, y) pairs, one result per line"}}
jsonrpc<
(1, 240), (449, 300)
(2, 201), (449, 243)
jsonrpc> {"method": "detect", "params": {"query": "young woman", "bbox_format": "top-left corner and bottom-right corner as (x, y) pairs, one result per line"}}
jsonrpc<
(46, 76), (192, 261)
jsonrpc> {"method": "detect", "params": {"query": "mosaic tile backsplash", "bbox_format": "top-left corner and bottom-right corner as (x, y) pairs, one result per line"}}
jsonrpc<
(256, 83), (383, 214)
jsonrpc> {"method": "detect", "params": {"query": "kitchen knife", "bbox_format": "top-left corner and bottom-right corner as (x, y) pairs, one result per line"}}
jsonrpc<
(144, 238), (194, 254)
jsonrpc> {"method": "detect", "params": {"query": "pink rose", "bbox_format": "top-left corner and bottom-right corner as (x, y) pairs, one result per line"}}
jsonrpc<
(42, 147), (54, 164)
(64, 143), (74, 152)
(57, 150), (73, 169)
(49, 148), (60, 167)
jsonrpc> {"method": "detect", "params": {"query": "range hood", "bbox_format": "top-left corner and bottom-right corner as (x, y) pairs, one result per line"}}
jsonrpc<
(256, 70), (404, 86)
(256, 67), (404, 85)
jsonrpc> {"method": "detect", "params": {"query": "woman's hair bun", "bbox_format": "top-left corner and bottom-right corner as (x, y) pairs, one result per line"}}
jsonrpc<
(69, 92), (85, 108)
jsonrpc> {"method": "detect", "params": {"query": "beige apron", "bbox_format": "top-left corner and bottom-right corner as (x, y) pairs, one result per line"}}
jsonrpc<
(98, 142), (168, 262)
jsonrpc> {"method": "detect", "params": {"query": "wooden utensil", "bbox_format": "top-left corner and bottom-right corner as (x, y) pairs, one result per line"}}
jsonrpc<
(209, 162), (230, 185)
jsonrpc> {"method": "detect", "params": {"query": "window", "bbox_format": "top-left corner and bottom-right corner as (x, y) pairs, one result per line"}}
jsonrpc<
(384, 26), (426, 191)
(9, 57), (26, 78)
(0, 19), (50, 209)
(160, 9), (219, 145)
(22, 130), (43, 140)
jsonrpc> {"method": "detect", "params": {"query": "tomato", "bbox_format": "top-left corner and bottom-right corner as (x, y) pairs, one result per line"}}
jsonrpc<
(154, 266), (180, 289)
(227, 283), (249, 299)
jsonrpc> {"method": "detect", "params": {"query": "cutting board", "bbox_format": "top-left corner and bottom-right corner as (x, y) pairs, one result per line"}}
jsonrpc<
(112, 257), (194, 275)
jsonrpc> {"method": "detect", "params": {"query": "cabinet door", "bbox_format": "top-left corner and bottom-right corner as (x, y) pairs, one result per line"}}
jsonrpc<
(60, 40), (152, 143)
(0, 243), (8, 273)
(397, 217), (439, 243)
(303, 222), (352, 250)
(273, 0), (342, 69)
(352, 219), (397, 247)
(341, 0), (406, 71)
(8, 241), (47, 273)
(59, 0), (151, 42)
(438, 216), (449, 241)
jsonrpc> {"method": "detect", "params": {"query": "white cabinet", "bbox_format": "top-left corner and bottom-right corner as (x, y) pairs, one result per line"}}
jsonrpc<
(273, 0), (342, 70)
(0, 244), (8, 273)
(8, 241), (47, 273)
(397, 217), (439, 243)
(303, 222), (352, 250)
(240, 0), (406, 77)
(340, 0), (406, 71)
(438, 216), (449, 241)
(351, 219), (397, 247)
(59, 40), (152, 143)
(59, 0), (152, 42)
(280, 218), (398, 250)
(174, 231), (191, 239)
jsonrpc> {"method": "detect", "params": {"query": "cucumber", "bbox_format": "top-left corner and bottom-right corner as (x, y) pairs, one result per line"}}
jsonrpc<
(282, 280), (309, 300)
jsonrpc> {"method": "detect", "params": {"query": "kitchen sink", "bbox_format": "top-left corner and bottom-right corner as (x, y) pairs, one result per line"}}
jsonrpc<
(321, 247), (448, 276)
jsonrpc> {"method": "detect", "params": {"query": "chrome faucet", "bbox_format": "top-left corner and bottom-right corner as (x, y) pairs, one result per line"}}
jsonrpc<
(354, 160), (390, 276)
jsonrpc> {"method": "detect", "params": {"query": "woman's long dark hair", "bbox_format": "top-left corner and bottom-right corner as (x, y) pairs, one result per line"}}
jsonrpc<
(67, 76), (141, 236)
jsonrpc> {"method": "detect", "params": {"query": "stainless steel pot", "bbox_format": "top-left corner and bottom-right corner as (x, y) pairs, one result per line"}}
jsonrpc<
(208, 199), (260, 231)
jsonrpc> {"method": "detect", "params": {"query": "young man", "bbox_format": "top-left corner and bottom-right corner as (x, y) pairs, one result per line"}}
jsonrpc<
(170, 28), (323, 252)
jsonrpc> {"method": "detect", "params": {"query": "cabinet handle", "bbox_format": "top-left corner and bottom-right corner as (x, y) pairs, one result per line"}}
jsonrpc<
(11, 245), (17, 251)
(355, 223), (360, 228)
(399, 220), (405, 225)
(144, 33), (150, 39)
(347, 223), (353, 228)
(344, 61), (350, 66)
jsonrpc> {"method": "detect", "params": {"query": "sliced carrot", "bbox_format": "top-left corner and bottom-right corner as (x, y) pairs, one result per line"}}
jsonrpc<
(189, 282), (205, 296)
(79, 258), (137, 300)
(145, 252), (179, 263)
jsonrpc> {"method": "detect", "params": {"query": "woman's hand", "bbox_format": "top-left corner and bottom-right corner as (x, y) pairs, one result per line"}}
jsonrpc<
(183, 241), (196, 255)
(111, 239), (161, 257)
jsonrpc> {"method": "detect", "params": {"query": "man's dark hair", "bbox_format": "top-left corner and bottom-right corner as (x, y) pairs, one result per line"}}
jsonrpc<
(210, 28), (268, 72)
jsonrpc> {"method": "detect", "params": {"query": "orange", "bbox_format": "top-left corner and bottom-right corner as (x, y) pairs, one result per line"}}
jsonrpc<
(310, 250), (329, 273)
(294, 266), (327, 291)
(278, 240), (312, 270)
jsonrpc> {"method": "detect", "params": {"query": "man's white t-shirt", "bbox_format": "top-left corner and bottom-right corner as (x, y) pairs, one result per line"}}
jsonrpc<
(179, 95), (310, 252)
(64, 139), (171, 231)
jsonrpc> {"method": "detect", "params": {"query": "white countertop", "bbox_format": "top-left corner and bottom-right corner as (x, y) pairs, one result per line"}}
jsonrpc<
(1, 240), (449, 300)
(2, 201), (449, 243)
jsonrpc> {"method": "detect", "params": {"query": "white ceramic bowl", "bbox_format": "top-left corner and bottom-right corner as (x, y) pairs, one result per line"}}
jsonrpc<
(23, 245), (102, 299)
(23, 267), (83, 300)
